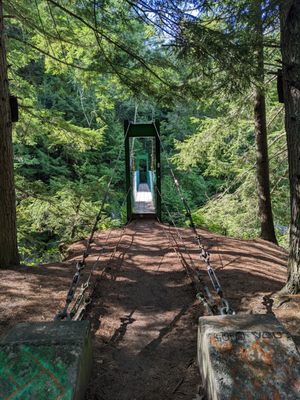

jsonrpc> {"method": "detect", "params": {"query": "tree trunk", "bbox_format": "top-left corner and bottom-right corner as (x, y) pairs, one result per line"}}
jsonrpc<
(280, 0), (300, 293)
(254, 89), (278, 244)
(70, 198), (82, 240)
(0, 1), (19, 267)
(253, 0), (278, 244)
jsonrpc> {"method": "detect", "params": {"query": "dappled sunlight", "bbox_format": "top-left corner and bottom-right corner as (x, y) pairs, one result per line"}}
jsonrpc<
(0, 220), (297, 399)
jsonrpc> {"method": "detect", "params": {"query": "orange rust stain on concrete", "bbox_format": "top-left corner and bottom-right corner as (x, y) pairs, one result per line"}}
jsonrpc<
(210, 337), (233, 353)
(238, 341), (273, 366)
(252, 378), (261, 391)
(272, 389), (281, 400)
(288, 356), (297, 366)
(252, 342), (273, 365)
(239, 346), (248, 362)
(231, 395), (253, 400)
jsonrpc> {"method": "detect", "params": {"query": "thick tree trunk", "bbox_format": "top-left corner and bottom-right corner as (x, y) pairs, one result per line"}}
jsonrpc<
(0, 1), (19, 267)
(280, 0), (300, 293)
(253, 0), (278, 244)
(254, 89), (278, 244)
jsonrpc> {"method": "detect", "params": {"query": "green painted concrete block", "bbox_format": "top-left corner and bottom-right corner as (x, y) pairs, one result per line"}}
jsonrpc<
(198, 314), (300, 400)
(0, 321), (92, 400)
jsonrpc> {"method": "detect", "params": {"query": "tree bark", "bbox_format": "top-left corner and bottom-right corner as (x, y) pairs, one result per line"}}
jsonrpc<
(70, 198), (82, 240)
(0, 1), (19, 267)
(280, 0), (300, 293)
(253, 0), (278, 244)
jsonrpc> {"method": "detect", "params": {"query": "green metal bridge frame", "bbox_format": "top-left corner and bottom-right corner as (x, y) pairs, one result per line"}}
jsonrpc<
(124, 120), (161, 222)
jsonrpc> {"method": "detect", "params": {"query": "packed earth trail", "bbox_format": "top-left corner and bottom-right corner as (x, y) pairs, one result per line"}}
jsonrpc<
(85, 219), (203, 399)
(1, 220), (300, 399)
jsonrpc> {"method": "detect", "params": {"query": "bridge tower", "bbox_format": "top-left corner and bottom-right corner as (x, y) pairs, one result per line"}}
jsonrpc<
(124, 120), (161, 222)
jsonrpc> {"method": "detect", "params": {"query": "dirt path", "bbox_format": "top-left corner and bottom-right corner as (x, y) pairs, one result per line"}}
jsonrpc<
(0, 219), (299, 399)
(85, 219), (202, 399)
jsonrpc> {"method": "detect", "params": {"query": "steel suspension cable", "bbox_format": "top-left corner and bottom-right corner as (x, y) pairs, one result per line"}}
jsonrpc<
(68, 187), (132, 321)
(55, 123), (132, 320)
(157, 187), (219, 315)
(162, 225), (218, 316)
(153, 123), (234, 315)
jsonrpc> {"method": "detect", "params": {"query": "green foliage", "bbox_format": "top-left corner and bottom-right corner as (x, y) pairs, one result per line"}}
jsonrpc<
(173, 81), (289, 247)
(2, 0), (290, 266)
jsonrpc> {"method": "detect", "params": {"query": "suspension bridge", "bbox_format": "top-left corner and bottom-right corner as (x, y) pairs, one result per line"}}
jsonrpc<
(0, 121), (300, 400)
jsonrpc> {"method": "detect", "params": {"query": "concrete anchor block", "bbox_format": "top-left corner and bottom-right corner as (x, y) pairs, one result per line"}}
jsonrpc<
(0, 321), (92, 400)
(198, 314), (300, 400)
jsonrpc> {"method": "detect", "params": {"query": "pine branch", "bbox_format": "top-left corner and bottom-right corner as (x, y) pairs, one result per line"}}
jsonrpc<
(47, 0), (173, 89)
(9, 34), (97, 72)
(46, 0), (67, 59)
(6, 0), (93, 48)
(92, 0), (138, 90)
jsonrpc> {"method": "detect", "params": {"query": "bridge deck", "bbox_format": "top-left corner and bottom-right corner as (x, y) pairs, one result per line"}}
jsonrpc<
(134, 183), (155, 214)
